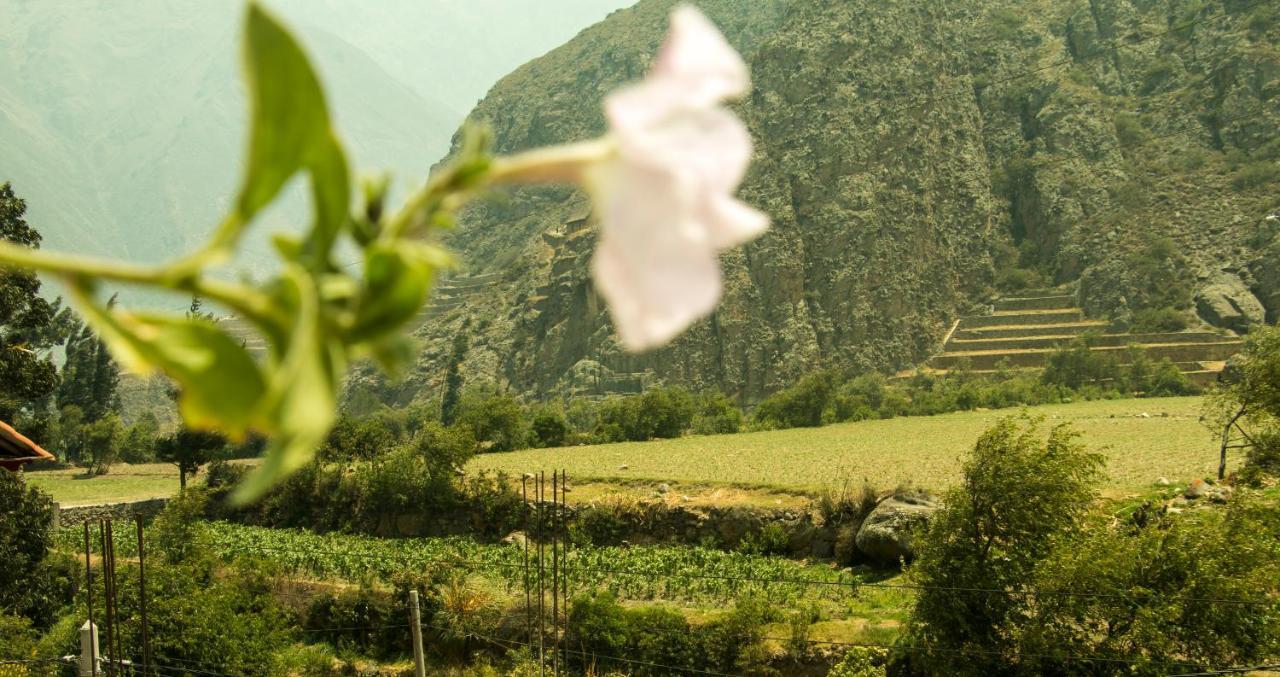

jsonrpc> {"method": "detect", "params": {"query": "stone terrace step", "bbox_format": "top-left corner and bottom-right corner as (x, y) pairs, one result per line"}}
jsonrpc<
(993, 295), (1077, 312)
(931, 341), (1245, 371)
(952, 321), (1110, 340)
(959, 309), (1083, 329)
(945, 331), (1230, 353)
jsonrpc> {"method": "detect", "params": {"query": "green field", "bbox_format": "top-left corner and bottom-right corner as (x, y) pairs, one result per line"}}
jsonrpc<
(472, 397), (1225, 495)
(24, 462), (183, 507)
(25, 397), (1225, 506)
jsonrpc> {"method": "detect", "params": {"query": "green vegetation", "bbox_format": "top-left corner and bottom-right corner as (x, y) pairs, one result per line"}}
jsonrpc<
(474, 397), (1219, 493)
(900, 416), (1280, 676)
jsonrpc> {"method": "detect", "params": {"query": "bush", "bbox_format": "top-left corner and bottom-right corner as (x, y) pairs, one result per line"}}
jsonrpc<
(903, 416), (1104, 675)
(1232, 161), (1280, 190)
(458, 391), (527, 452)
(691, 390), (743, 435)
(1018, 495), (1280, 674)
(594, 387), (695, 442)
(753, 370), (837, 429)
(320, 414), (397, 462)
(566, 592), (772, 675)
(1239, 427), (1280, 485)
(1041, 340), (1116, 389)
(0, 473), (73, 628)
(1131, 306), (1189, 332)
(528, 407), (569, 448)
(827, 647), (887, 677)
(304, 586), (410, 660)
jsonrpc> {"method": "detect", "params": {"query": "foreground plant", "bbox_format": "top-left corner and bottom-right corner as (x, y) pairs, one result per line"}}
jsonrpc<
(0, 3), (765, 500)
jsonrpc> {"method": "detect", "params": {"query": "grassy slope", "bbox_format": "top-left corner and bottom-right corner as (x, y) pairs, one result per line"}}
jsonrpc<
(472, 396), (1223, 495)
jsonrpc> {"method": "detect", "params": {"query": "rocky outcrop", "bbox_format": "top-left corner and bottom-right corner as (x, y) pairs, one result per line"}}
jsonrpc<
(854, 495), (939, 565)
(1196, 273), (1266, 333)
(375, 0), (1280, 405)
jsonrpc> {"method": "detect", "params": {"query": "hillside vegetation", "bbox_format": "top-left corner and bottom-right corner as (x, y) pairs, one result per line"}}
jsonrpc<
(377, 0), (1280, 406)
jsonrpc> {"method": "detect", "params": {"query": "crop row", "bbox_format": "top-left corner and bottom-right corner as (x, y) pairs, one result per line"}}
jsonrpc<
(58, 522), (855, 604)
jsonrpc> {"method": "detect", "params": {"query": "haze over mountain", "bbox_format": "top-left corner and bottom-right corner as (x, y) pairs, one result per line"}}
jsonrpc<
(352, 0), (1280, 406)
(0, 0), (632, 305)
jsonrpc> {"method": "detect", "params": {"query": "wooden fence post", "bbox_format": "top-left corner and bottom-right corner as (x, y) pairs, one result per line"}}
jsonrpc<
(408, 590), (426, 677)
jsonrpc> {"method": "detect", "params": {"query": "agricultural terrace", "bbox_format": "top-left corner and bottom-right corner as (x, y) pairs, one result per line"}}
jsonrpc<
(472, 396), (1223, 495)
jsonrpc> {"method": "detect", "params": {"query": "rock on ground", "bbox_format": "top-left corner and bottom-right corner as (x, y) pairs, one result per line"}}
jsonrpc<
(1196, 273), (1266, 333)
(855, 494), (939, 565)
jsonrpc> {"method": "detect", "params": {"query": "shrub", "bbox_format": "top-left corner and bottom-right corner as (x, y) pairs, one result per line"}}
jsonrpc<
(1239, 427), (1280, 485)
(566, 592), (771, 675)
(1232, 161), (1280, 190)
(458, 391), (527, 452)
(529, 407), (569, 448)
(0, 473), (72, 628)
(594, 387), (695, 442)
(304, 586), (410, 660)
(753, 370), (837, 429)
(827, 647), (887, 677)
(1018, 495), (1280, 674)
(1115, 111), (1148, 146)
(691, 390), (743, 435)
(320, 414), (398, 462)
(1041, 340), (1115, 389)
(903, 416), (1104, 675)
(1131, 306), (1189, 332)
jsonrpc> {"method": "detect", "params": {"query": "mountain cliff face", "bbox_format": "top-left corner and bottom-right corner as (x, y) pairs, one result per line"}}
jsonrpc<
(368, 0), (1280, 405)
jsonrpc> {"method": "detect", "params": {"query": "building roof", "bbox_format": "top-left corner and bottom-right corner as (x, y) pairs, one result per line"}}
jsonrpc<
(0, 420), (55, 471)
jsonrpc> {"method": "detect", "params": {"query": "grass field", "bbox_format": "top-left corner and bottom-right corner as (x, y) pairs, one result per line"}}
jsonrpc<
(24, 462), (182, 506)
(472, 396), (1225, 495)
(25, 397), (1226, 506)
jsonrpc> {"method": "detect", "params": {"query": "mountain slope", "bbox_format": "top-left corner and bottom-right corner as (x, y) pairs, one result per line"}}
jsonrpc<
(0, 0), (633, 305)
(380, 0), (1279, 406)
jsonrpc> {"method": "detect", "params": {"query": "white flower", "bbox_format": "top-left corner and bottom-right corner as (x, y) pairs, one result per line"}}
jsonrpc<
(586, 5), (768, 352)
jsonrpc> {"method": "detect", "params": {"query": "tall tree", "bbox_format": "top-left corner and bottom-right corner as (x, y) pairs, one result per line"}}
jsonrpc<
(0, 183), (69, 421)
(440, 330), (469, 426)
(56, 299), (120, 423)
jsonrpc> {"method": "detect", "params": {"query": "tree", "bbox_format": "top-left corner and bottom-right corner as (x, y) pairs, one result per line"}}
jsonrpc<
(57, 303), (121, 423)
(157, 428), (226, 489)
(440, 331), (469, 426)
(1206, 324), (1280, 478)
(0, 183), (69, 422)
(901, 415), (1104, 676)
(456, 390), (526, 452)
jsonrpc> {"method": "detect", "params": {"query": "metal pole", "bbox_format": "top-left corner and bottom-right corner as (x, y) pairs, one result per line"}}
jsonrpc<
(136, 516), (151, 677)
(83, 523), (98, 677)
(408, 590), (426, 677)
(106, 520), (122, 675)
(560, 470), (569, 671)
(551, 471), (559, 677)
(98, 521), (114, 677)
(537, 472), (545, 677)
(522, 476), (531, 651)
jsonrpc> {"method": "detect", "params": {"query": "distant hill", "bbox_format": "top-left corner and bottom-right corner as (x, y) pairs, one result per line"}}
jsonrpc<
(0, 0), (632, 306)
(363, 0), (1279, 406)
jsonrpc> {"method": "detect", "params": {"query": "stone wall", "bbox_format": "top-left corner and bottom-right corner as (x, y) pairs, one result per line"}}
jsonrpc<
(57, 498), (169, 528)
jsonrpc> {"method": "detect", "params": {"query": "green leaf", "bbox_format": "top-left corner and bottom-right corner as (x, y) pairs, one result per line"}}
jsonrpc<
(68, 285), (268, 437)
(347, 242), (448, 342)
(232, 266), (342, 504)
(225, 2), (350, 262)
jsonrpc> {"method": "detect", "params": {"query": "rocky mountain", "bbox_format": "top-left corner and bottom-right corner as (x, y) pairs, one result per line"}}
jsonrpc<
(366, 0), (1279, 407)
(0, 0), (631, 306)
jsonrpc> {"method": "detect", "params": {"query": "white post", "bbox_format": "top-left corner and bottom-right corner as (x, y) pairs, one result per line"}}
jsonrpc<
(409, 590), (426, 677)
(79, 620), (99, 677)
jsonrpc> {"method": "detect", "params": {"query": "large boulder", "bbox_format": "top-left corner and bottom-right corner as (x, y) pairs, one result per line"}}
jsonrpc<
(1250, 236), (1280, 323)
(855, 494), (938, 565)
(1195, 273), (1266, 333)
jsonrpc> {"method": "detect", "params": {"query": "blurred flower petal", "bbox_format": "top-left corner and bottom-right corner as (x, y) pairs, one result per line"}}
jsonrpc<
(587, 5), (768, 352)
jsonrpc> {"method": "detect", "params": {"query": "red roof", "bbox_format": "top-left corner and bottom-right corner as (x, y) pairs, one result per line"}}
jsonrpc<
(0, 420), (55, 471)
